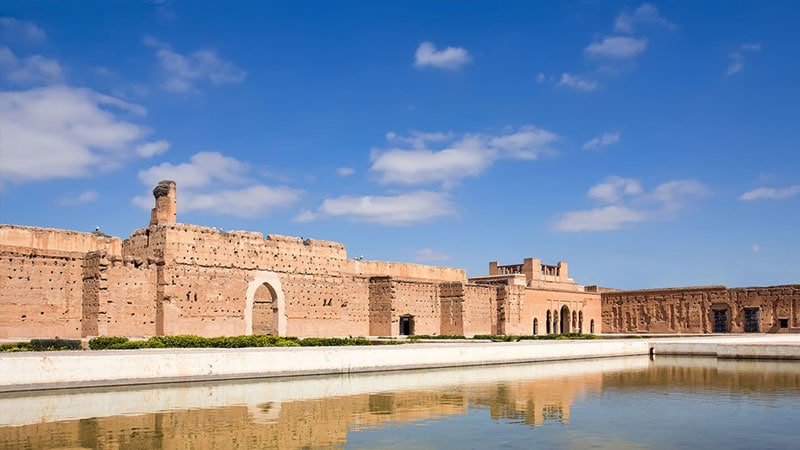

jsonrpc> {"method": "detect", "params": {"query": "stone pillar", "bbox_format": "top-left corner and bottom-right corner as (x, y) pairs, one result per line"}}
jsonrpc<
(489, 261), (499, 276)
(557, 261), (569, 282)
(150, 180), (177, 226)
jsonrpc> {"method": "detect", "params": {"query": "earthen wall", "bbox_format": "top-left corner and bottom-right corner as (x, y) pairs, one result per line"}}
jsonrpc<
(601, 285), (800, 334)
(463, 284), (498, 336)
(0, 246), (84, 338)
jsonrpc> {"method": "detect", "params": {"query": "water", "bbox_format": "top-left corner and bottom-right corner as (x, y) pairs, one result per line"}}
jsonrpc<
(1, 356), (799, 449)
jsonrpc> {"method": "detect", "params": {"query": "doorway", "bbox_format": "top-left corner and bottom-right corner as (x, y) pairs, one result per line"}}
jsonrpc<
(713, 309), (728, 333)
(253, 282), (278, 335)
(560, 305), (571, 334)
(744, 308), (760, 333)
(399, 315), (414, 336)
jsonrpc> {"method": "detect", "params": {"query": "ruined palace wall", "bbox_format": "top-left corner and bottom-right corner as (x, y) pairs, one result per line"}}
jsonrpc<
(348, 260), (466, 282)
(0, 225), (122, 256)
(100, 257), (159, 337)
(523, 289), (602, 335)
(462, 284), (498, 337)
(389, 280), (441, 336)
(601, 285), (800, 334)
(0, 246), (84, 338)
(280, 274), (371, 338)
(156, 224), (370, 337)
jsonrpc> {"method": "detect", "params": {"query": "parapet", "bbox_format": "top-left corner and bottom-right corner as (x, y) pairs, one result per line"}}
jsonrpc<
(488, 258), (571, 285)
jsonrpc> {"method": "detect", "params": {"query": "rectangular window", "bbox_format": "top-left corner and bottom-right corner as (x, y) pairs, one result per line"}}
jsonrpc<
(744, 308), (760, 333)
(779, 318), (789, 328)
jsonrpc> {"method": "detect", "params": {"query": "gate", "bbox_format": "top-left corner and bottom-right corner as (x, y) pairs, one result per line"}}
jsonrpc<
(744, 308), (760, 333)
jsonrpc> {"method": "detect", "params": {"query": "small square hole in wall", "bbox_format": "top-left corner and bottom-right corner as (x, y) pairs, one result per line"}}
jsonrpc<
(779, 318), (789, 328)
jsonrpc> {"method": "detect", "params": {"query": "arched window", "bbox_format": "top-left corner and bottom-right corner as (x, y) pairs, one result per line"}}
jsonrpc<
(546, 310), (552, 334)
(572, 311), (577, 330)
(578, 311), (583, 333)
(590, 319), (595, 334)
(553, 310), (559, 334)
(533, 318), (538, 335)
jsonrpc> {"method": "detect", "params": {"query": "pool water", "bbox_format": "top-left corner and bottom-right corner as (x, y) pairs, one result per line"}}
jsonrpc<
(1, 356), (798, 449)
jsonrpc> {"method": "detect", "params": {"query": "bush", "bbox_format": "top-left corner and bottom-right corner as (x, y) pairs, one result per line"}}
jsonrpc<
(1, 342), (34, 352)
(89, 336), (130, 350)
(474, 333), (598, 341)
(409, 335), (466, 340)
(29, 338), (82, 351)
(299, 337), (371, 346)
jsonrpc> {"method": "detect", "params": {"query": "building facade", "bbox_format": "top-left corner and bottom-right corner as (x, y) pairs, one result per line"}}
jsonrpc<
(0, 180), (797, 339)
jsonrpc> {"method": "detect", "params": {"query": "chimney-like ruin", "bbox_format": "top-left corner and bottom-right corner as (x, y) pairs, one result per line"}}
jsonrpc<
(149, 180), (177, 226)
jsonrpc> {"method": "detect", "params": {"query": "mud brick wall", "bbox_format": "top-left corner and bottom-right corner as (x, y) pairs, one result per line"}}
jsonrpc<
(0, 246), (85, 338)
(368, 276), (393, 336)
(280, 273), (370, 337)
(601, 285), (800, 334)
(389, 279), (440, 336)
(463, 285), (498, 336)
(438, 282), (464, 336)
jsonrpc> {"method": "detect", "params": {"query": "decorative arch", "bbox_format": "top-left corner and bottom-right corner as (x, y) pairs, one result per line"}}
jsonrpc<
(560, 305), (571, 334)
(533, 318), (539, 335)
(546, 310), (552, 334)
(245, 271), (287, 336)
(590, 319), (595, 334)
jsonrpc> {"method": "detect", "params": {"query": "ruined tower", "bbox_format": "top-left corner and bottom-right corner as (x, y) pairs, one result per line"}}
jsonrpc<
(149, 180), (177, 226)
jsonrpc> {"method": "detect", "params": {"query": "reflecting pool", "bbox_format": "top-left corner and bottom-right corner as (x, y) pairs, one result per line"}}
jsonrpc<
(1, 356), (799, 449)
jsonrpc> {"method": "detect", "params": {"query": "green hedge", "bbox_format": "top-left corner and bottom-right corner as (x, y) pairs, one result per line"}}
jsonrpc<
(1, 339), (82, 352)
(409, 335), (466, 340)
(473, 333), (597, 342)
(88, 335), (375, 350)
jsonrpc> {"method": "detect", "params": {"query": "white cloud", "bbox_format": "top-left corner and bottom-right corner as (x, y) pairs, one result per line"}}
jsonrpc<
(557, 73), (599, 92)
(554, 176), (710, 232)
(739, 185), (800, 201)
(0, 47), (63, 84)
(582, 131), (621, 150)
(587, 176), (642, 203)
(536, 73), (547, 83)
(0, 85), (158, 183)
(371, 126), (557, 187)
(134, 151), (302, 217)
(752, 243), (760, 253)
(0, 17), (46, 42)
(726, 43), (761, 77)
(585, 36), (648, 59)
(414, 41), (472, 70)
(137, 151), (248, 188)
(136, 140), (170, 158)
(554, 205), (647, 231)
(415, 248), (451, 263)
(57, 190), (98, 206)
(614, 4), (675, 34)
(144, 37), (246, 93)
(297, 191), (456, 225)
(336, 167), (355, 176)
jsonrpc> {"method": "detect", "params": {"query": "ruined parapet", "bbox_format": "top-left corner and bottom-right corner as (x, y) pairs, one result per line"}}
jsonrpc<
(150, 180), (177, 226)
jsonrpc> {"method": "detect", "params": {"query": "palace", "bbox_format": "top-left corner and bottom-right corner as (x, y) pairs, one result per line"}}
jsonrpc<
(0, 181), (797, 339)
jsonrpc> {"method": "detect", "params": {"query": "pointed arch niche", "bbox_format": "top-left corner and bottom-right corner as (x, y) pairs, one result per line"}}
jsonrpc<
(245, 271), (287, 336)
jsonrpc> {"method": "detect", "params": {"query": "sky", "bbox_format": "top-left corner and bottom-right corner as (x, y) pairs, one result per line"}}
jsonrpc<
(0, 1), (798, 290)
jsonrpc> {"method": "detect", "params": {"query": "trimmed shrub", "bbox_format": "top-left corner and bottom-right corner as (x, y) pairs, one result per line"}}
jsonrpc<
(299, 337), (371, 346)
(1, 342), (34, 352)
(29, 338), (82, 351)
(409, 335), (466, 340)
(89, 336), (130, 350)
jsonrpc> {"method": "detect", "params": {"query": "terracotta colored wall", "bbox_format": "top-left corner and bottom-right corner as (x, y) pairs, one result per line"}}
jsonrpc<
(522, 289), (602, 336)
(463, 285), (498, 336)
(601, 285), (800, 334)
(0, 246), (85, 338)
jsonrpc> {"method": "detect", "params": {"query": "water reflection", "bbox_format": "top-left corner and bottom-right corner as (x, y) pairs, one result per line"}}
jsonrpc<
(1, 356), (799, 449)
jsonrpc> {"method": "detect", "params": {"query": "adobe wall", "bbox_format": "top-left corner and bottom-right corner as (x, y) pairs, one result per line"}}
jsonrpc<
(601, 285), (800, 334)
(0, 225), (122, 256)
(463, 284), (499, 336)
(0, 245), (85, 338)
(348, 259), (466, 282)
(522, 288), (602, 336)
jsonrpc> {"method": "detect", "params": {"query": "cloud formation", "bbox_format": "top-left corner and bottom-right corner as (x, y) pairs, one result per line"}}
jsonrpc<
(726, 43), (761, 77)
(296, 191), (455, 225)
(739, 185), (800, 201)
(57, 190), (99, 206)
(414, 42), (471, 70)
(134, 151), (301, 217)
(415, 248), (451, 263)
(582, 131), (621, 150)
(554, 175), (710, 231)
(0, 85), (165, 183)
(0, 47), (63, 84)
(613, 3), (675, 34)
(585, 36), (648, 59)
(144, 36), (247, 94)
(371, 126), (557, 187)
(557, 73), (599, 92)
(0, 17), (46, 42)
(336, 167), (355, 176)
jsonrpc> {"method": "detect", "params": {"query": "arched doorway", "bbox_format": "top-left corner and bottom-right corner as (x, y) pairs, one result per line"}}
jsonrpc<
(546, 310), (552, 334)
(560, 305), (571, 334)
(578, 311), (583, 333)
(533, 318), (538, 335)
(253, 283), (279, 335)
(590, 319), (595, 334)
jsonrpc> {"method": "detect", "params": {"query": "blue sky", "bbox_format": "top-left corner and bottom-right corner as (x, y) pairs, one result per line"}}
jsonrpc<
(1, 1), (798, 289)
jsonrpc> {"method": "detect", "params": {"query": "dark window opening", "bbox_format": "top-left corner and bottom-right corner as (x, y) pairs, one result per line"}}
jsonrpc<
(546, 311), (552, 334)
(744, 308), (760, 333)
(779, 318), (789, 328)
(713, 309), (728, 333)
